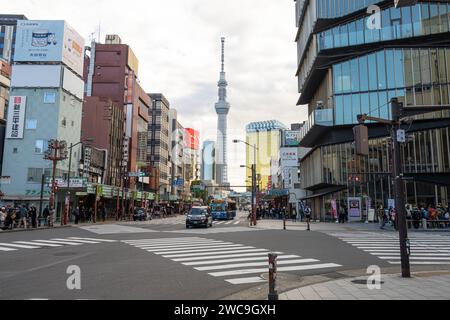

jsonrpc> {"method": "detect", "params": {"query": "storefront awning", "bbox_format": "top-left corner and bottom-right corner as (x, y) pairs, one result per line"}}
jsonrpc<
(300, 186), (347, 201)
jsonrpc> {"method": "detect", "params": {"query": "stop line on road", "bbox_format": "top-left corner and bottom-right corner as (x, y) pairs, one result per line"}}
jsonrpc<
(122, 237), (342, 285)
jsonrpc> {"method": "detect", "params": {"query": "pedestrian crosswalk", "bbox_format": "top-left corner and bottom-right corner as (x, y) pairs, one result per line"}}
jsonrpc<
(0, 237), (117, 253)
(330, 232), (450, 265)
(127, 218), (244, 226)
(122, 237), (342, 285)
(168, 226), (263, 235)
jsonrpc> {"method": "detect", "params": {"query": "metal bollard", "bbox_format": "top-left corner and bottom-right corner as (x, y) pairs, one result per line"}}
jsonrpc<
(268, 253), (279, 301)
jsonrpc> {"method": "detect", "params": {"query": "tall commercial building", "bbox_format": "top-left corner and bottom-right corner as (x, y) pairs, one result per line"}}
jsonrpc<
(295, 0), (450, 220)
(201, 140), (216, 181)
(169, 109), (186, 198)
(185, 128), (201, 182)
(0, 15), (28, 62)
(0, 59), (11, 174)
(246, 120), (287, 192)
(148, 93), (171, 197)
(215, 37), (230, 185)
(84, 35), (150, 191)
(2, 20), (85, 206)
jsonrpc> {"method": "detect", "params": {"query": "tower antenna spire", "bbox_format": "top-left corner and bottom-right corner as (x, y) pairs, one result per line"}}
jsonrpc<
(221, 37), (225, 72)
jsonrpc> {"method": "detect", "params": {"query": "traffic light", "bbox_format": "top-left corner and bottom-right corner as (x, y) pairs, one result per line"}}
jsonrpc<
(353, 125), (369, 156)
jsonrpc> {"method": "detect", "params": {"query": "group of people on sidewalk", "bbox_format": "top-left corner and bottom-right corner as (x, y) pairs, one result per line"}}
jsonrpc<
(0, 205), (52, 230)
(378, 204), (450, 230)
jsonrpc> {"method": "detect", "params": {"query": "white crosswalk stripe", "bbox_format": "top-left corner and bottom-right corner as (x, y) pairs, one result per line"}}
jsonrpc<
(123, 237), (342, 285)
(0, 237), (117, 253)
(168, 226), (264, 235)
(330, 232), (450, 265)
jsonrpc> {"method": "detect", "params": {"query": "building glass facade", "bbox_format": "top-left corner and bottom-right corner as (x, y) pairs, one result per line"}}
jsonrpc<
(295, 0), (450, 220)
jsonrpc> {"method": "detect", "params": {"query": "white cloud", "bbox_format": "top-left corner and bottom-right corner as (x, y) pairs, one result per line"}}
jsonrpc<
(4, 0), (308, 190)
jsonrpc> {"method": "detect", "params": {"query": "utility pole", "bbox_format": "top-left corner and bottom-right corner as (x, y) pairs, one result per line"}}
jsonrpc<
(44, 140), (68, 227)
(391, 98), (411, 278)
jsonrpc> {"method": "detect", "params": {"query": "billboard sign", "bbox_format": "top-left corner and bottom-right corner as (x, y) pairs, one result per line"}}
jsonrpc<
(284, 131), (301, 147)
(6, 96), (26, 139)
(280, 147), (298, 167)
(15, 20), (84, 77)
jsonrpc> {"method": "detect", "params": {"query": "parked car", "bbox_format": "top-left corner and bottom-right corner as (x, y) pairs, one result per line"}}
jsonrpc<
(186, 206), (213, 229)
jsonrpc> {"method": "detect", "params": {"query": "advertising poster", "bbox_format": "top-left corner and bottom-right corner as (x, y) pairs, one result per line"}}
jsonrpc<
(14, 20), (84, 77)
(348, 197), (362, 222)
(331, 199), (338, 220)
(285, 131), (301, 147)
(6, 96), (27, 139)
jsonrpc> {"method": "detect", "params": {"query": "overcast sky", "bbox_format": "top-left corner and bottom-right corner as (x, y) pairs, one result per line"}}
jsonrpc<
(5, 0), (308, 190)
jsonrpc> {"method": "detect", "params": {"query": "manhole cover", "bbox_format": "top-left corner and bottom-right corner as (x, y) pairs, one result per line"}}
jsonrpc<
(53, 252), (77, 257)
(351, 279), (385, 285)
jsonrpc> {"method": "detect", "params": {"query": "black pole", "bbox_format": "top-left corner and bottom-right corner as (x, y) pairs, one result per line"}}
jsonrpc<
(391, 98), (411, 278)
(39, 173), (45, 217)
(66, 143), (73, 225)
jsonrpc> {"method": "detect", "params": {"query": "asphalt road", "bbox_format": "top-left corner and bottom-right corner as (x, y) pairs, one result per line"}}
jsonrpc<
(0, 212), (447, 300)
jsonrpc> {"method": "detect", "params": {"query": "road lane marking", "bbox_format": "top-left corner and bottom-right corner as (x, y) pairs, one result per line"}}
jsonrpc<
(33, 240), (83, 246)
(153, 245), (250, 255)
(133, 241), (225, 248)
(148, 244), (244, 252)
(14, 241), (62, 247)
(68, 237), (118, 243)
(183, 255), (300, 266)
(195, 259), (319, 271)
(225, 221), (233, 225)
(209, 263), (342, 277)
(0, 243), (41, 249)
(52, 238), (100, 244)
(0, 246), (17, 251)
(163, 249), (269, 258)
(172, 252), (285, 262)
(225, 277), (266, 285)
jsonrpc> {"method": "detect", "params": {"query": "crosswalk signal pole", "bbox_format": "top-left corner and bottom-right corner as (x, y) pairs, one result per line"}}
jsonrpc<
(391, 98), (411, 278)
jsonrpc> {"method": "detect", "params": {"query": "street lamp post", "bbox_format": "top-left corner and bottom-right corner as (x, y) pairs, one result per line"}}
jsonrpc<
(235, 139), (258, 226)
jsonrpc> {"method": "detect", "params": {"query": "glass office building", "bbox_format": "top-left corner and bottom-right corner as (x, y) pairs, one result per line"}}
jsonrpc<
(295, 0), (450, 221)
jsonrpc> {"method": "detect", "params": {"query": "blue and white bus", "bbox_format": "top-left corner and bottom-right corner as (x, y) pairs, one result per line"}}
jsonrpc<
(210, 199), (237, 220)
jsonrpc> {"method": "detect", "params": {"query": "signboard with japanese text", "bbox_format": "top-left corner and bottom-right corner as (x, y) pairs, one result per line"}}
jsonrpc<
(280, 148), (299, 167)
(14, 20), (84, 77)
(284, 131), (301, 147)
(6, 96), (26, 139)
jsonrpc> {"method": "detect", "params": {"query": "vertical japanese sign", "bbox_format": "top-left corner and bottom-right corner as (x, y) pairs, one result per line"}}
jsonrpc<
(6, 96), (27, 139)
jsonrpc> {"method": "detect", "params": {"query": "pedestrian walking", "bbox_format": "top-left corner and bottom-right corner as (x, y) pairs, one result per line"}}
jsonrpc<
(42, 205), (50, 227)
(304, 205), (312, 231)
(30, 207), (37, 228)
(72, 207), (80, 225)
(101, 206), (107, 222)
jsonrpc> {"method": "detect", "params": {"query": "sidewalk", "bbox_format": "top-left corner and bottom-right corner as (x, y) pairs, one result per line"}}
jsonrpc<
(254, 219), (450, 233)
(280, 271), (450, 300)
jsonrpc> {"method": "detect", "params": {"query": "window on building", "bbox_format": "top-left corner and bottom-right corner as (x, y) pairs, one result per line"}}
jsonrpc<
(44, 92), (56, 104)
(26, 119), (38, 130)
(27, 168), (43, 183)
(35, 140), (48, 154)
(13, 147), (18, 154)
